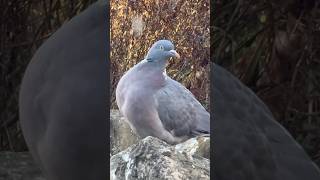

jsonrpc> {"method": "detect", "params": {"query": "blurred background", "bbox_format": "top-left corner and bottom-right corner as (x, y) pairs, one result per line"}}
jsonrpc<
(110, 0), (210, 110)
(213, 0), (320, 166)
(0, 0), (96, 152)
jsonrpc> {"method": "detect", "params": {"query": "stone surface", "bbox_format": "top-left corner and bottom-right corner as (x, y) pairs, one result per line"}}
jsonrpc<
(110, 109), (140, 155)
(0, 152), (44, 180)
(110, 136), (210, 180)
(175, 136), (210, 160)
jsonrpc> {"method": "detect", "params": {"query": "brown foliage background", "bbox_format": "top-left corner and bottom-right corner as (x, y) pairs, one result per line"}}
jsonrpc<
(0, 0), (96, 151)
(110, 0), (210, 109)
(214, 0), (320, 166)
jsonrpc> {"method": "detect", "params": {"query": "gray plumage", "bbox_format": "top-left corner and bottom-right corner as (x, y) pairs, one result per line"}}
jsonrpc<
(19, 1), (108, 180)
(116, 40), (210, 145)
(213, 63), (320, 180)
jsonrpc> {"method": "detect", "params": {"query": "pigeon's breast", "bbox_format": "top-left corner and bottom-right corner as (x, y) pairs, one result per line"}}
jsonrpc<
(133, 64), (166, 89)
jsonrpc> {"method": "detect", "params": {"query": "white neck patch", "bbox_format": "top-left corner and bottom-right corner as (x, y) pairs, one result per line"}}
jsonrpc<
(141, 59), (148, 64)
(163, 69), (168, 80)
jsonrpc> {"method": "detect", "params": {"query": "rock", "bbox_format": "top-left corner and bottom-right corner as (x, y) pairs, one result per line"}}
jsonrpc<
(175, 136), (210, 160)
(0, 152), (44, 180)
(110, 136), (210, 180)
(110, 109), (140, 155)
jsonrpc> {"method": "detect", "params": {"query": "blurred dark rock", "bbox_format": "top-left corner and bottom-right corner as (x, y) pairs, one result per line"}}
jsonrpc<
(0, 152), (44, 180)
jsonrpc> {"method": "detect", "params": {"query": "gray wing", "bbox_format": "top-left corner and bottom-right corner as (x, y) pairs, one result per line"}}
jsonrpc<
(213, 63), (320, 180)
(154, 76), (210, 137)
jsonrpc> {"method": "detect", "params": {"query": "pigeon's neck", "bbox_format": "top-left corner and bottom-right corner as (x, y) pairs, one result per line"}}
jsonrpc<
(145, 58), (167, 72)
(137, 59), (167, 88)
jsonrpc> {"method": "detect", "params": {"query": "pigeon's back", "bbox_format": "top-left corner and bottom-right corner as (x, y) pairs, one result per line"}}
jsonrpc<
(213, 63), (320, 180)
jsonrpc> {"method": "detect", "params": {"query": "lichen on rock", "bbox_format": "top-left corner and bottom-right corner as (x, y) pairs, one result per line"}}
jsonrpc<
(110, 136), (210, 180)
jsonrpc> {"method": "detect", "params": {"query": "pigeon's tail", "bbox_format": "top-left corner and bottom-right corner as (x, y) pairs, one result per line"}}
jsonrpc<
(192, 111), (210, 137)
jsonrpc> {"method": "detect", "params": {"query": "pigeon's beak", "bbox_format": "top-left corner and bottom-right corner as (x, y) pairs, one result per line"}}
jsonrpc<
(169, 50), (180, 59)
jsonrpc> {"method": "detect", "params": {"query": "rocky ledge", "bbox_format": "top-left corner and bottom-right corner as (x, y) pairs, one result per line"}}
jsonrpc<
(111, 136), (210, 180)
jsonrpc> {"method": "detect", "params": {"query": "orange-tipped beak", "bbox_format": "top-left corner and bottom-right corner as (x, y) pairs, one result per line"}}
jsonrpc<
(169, 50), (180, 59)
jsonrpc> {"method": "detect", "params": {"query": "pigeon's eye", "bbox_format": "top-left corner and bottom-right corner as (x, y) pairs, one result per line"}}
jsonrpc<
(159, 45), (164, 51)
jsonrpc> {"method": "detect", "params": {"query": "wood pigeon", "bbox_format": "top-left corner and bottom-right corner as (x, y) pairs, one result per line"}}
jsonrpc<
(116, 40), (210, 145)
(213, 63), (320, 180)
(19, 1), (108, 180)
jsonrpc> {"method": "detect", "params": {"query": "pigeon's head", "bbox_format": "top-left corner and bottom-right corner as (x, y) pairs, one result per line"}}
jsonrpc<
(145, 40), (180, 63)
